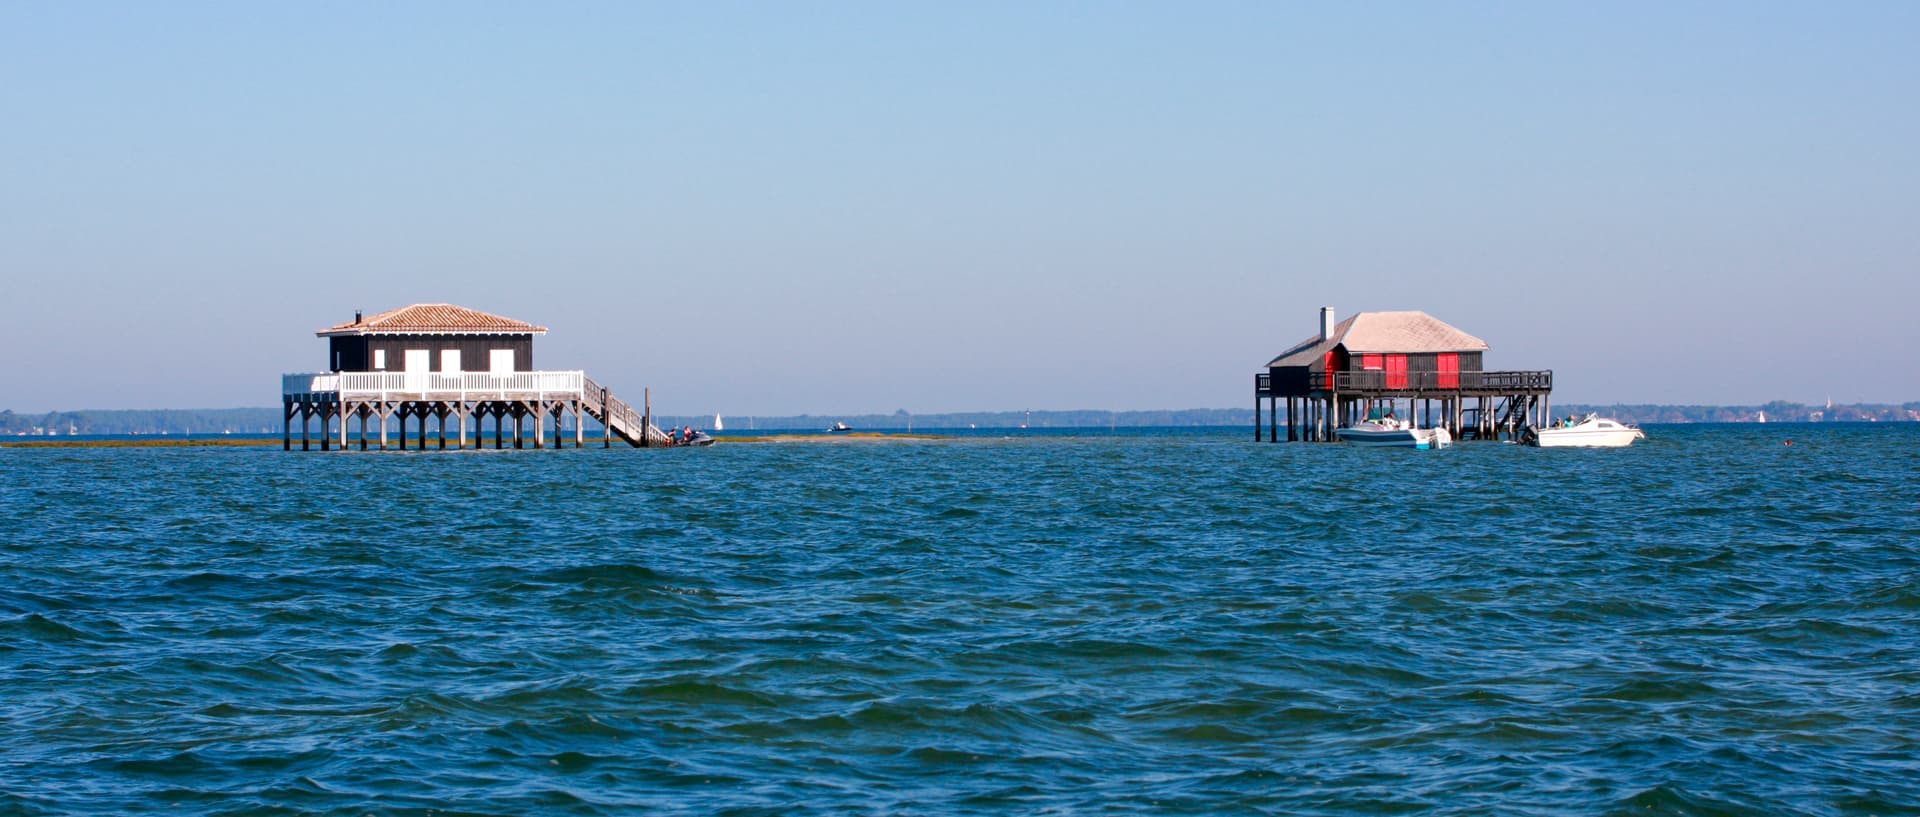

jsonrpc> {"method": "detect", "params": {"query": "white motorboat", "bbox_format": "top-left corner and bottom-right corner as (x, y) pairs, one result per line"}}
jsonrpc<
(1337, 417), (1451, 449)
(1527, 414), (1645, 448)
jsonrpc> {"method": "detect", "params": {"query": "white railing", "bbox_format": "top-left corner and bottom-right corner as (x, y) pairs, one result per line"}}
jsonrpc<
(283, 370), (585, 399)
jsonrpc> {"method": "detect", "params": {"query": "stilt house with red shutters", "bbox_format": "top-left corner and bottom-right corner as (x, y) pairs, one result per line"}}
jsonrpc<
(1254, 307), (1553, 442)
(281, 304), (669, 451)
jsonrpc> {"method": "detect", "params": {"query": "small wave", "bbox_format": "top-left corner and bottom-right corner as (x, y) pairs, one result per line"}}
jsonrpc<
(623, 678), (782, 708)
(1, 613), (96, 643)
(533, 563), (666, 588)
(1612, 783), (1756, 816)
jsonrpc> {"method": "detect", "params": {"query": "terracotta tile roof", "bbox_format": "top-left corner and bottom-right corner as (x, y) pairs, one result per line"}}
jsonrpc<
(1267, 311), (1487, 367)
(316, 304), (548, 336)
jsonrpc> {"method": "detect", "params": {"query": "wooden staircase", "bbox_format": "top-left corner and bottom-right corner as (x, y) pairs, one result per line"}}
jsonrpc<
(580, 375), (672, 447)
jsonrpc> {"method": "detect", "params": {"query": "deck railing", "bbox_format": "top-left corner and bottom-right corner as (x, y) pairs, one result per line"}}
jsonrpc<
(1255, 369), (1554, 395)
(282, 371), (586, 399)
(1331, 369), (1552, 392)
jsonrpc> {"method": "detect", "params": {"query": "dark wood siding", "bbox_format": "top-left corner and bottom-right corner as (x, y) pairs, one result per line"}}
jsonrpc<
(1268, 350), (1487, 397)
(327, 336), (368, 372)
(1340, 351), (1486, 374)
(1268, 365), (1314, 395)
(328, 334), (535, 372)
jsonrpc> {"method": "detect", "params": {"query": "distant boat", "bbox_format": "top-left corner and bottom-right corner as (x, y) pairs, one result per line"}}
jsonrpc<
(1757, 411), (1767, 424)
(713, 414), (723, 431)
(827, 422), (853, 433)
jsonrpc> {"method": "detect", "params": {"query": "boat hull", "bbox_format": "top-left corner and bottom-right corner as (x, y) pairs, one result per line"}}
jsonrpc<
(1337, 426), (1448, 449)
(1531, 428), (1643, 448)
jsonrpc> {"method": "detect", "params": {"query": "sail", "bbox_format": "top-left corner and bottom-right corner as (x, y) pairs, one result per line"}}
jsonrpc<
(713, 414), (723, 431)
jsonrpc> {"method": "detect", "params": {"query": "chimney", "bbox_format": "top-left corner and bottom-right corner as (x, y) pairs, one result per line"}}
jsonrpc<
(1320, 306), (1335, 341)
(354, 310), (363, 325)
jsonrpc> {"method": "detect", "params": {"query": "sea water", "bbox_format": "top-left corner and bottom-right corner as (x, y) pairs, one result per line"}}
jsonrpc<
(2, 425), (1917, 815)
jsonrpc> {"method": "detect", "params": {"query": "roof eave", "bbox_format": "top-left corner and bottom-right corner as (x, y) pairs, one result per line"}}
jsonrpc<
(314, 327), (549, 337)
(1339, 341), (1490, 354)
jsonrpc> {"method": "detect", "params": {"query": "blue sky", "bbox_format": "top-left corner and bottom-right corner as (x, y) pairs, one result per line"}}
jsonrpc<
(2, 3), (1915, 414)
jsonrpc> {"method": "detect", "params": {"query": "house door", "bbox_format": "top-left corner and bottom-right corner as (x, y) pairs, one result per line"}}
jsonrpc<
(489, 349), (515, 373)
(404, 349), (430, 392)
(1437, 353), (1460, 389)
(440, 350), (461, 373)
(1386, 355), (1408, 389)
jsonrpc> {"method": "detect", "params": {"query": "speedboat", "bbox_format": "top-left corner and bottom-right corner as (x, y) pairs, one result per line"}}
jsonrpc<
(1527, 414), (1645, 448)
(826, 422), (854, 433)
(679, 430), (716, 447)
(1337, 417), (1451, 449)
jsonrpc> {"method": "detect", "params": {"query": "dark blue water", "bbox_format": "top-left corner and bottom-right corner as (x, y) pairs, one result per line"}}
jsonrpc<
(4, 425), (1917, 815)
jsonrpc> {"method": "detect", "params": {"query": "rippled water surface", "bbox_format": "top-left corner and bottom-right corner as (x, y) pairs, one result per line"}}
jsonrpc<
(4, 425), (1918, 815)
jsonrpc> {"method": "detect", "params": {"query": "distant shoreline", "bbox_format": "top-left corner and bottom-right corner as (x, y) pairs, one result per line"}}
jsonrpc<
(0, 432), (955, 449)
(0, 438), (280, 449)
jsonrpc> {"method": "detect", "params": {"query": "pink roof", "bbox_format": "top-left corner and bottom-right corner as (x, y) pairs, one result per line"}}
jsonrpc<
(316, 304), (548, 337)
(1267, 311), (1488, 367)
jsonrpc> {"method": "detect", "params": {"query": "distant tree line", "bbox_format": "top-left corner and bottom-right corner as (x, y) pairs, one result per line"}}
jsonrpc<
(1553, 401), (1920, 424)
(5, 401), (1918, 436)
(0, 408), (282, 436)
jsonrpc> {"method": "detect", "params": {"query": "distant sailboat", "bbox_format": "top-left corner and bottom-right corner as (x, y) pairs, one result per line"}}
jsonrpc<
(1757, 411), (1767, 423)
(713, 414), (723, 431)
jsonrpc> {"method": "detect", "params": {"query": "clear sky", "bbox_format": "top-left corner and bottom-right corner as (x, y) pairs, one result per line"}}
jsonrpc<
(3, 3), (1915, 414)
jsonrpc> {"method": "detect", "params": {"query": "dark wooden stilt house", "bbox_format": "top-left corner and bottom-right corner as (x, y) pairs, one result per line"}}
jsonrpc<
(281, 304), (667, 451)
(1254, 307), (1553, 442)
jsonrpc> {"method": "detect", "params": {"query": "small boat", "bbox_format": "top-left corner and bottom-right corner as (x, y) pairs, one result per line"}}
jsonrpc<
(1337, 413), (1451, 449)
(826, 422), (854, 433)
(679, 430), (716, 447)
(713, 414), (724, 431)
(1527, 414), (1645, 448)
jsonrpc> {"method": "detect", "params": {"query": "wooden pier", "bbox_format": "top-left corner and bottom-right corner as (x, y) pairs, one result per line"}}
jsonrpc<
(1255, 308), (1554, 443)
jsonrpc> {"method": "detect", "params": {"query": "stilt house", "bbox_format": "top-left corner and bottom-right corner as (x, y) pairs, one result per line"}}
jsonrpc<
(1254, 307), (1554, 442)
(282, 304), (669, 451)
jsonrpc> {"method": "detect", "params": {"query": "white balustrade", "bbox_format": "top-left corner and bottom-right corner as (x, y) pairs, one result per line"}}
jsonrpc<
(282, 370), (585, 399)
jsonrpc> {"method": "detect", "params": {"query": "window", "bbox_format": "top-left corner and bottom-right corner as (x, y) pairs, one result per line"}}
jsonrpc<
(1361, 354), (1383, 371)
(373, 349), (386, 370)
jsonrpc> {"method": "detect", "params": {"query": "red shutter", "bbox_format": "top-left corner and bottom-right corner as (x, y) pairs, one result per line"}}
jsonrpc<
(1387, 355), (1408, 389)
(1324, 350), (1336, 390)
(1362, 354), (1383, 370)
(1438, 353), (1459, 389)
